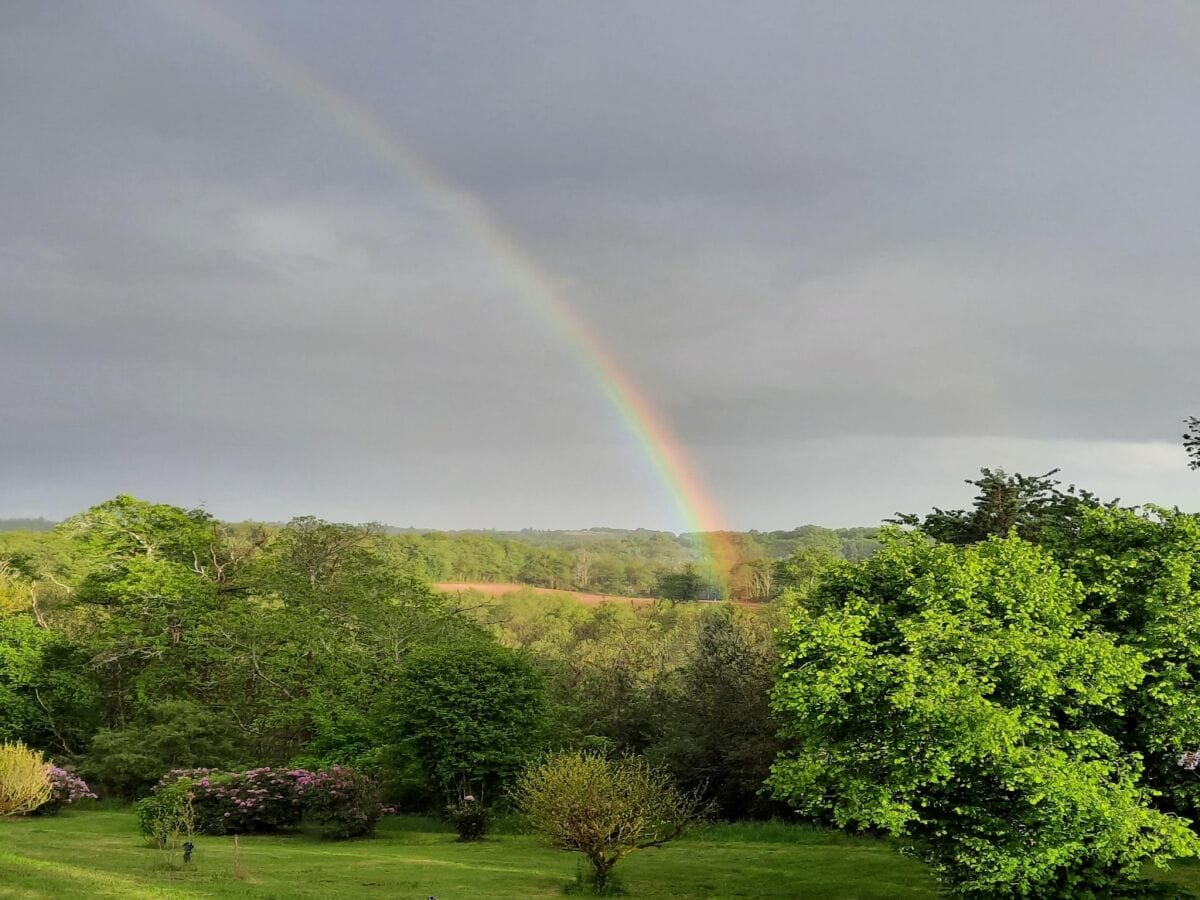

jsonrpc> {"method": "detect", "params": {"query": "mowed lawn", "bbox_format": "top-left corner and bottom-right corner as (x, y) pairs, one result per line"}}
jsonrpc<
(0, 809), (943, 899)
(5, 811), (1200, 899)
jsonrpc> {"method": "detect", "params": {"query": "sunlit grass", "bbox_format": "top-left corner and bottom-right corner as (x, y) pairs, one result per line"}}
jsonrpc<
(0, 808), (936, 899)
(5, 808), (1200, 898)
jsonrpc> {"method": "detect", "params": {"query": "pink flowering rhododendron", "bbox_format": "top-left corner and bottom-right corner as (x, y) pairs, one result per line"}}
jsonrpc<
(156, 767), (310, 835)
(33, 767), (97, 815)
(154, 765), (382, 839)
(295, 765), (381, 839)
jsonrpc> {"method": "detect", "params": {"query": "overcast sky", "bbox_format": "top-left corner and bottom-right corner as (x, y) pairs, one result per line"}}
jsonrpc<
(3, 1), (1199, 531)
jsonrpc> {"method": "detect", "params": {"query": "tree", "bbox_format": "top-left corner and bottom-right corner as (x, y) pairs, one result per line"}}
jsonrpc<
(890, 467), (1113, 547)
(379, 640), (546, 799)
(0, 614), (97, 755)
(1052, 505), (1200, 823)
(772, 546), (840, 599)
(1185, 416), (1200, 470)
(651, 606), (781, 818)
(658, 564), (708, 601)
(770, 530), (1198, 896)
(514, 751), (707, 893)
(81, 699), (242, 798)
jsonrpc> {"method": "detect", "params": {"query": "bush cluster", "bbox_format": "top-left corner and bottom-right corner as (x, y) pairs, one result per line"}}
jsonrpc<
(295, 765), (382, 839)
(153, 765), (380, 839)
(445, 794), (490, 842)
(34, 767), (97, 815)
(157, 767), (305, 834)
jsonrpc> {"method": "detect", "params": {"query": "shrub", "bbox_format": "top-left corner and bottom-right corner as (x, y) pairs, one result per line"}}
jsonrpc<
(296, 765), (381, 839)
(445, 794), (490, 841)
(136, 780), (195, 861)
(33, 766), (97, 815)
(514, 751), (707, 893)
(0, 741), (51, 816)
(155, 767), (306, 835)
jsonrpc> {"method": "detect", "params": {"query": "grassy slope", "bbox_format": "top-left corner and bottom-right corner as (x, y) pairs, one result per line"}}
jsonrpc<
(0, 810), (940, 899)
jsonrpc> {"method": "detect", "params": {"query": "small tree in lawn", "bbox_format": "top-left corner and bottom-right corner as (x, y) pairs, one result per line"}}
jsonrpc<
(514, 751), (707, 894)
(0, 741), (51, 816)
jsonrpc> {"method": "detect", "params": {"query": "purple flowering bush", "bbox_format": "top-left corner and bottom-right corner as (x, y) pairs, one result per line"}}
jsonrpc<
(33, 766), (97, 815)
(156, 767), (307, 835)
(154, 765), (381, 839)
(296, 765), (381, 839)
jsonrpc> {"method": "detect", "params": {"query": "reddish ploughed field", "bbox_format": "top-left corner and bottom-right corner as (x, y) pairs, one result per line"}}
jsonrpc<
(434, 582), (661, 607)
(434, 582), (759, 608)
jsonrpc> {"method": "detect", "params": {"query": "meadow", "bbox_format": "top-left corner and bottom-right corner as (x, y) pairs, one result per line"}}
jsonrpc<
(0, 809), (944, 899)
(5, 810), (1200, 900)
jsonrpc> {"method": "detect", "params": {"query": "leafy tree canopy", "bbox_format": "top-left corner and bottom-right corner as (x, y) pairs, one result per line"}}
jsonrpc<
(769, 530), (1198, 896)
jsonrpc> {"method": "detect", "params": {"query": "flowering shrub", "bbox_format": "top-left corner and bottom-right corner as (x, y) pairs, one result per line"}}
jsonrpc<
(153, 765), (382, 839)
(33, 767), (97, 815)
(0, 741), (51, 816)
(156, 767), (307, 835)
(296, 765), (381, 839)
(445, 794), (490, 842)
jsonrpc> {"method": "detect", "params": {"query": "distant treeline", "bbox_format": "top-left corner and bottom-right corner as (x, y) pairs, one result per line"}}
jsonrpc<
(0, 518), (57, 532)
(337, 525), (879, 600)
(0, 519), (879, 600)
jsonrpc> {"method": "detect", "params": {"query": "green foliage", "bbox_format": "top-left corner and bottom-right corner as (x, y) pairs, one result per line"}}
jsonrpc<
(81, 700), (242, 798)
(657, 564), (712, 601)
(770, 531), (1199, 896)
(514, 751), (708, 893)
(1185, 417), (1200, 471)
(1052, 505), (1200, 823)
(480, 592), (780, 815)
(890, 467), (1115, 547)
(135, 779), (195, 863)
(0, 614), (97, 755)
(445, 794), (491, 841)
(381, 641), (546, 798)
(772, 546), (840, 600)
(158, 767), (306, 835)
(650, 606), (782, 818)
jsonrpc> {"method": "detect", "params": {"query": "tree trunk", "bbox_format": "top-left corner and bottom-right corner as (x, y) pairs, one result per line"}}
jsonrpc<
(590, 854), (613, 894)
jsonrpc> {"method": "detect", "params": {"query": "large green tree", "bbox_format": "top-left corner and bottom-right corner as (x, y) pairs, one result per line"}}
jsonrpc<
(1053, 505), (1200, 823)
(770, 531), (1197, 896)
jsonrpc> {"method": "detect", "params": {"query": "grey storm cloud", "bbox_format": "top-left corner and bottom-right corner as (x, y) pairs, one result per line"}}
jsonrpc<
(3, 0), (1200, 529)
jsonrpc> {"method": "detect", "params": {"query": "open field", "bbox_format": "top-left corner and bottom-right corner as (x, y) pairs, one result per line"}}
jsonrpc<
(435, 582), (664, 607)
(434, 582), (761, 608)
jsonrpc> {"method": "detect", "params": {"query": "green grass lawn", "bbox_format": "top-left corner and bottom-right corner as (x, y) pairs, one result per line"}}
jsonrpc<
(0, 809), (940, 899)
(3, 810), (1200, 899)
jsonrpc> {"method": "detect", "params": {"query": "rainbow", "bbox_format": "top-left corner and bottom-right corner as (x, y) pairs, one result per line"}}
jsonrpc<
(156, 0), (738, 591)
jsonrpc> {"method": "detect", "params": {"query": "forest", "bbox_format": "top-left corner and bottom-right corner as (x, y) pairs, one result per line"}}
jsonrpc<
(0, 516), (879, 601)
(6, 468), (1200, 896)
